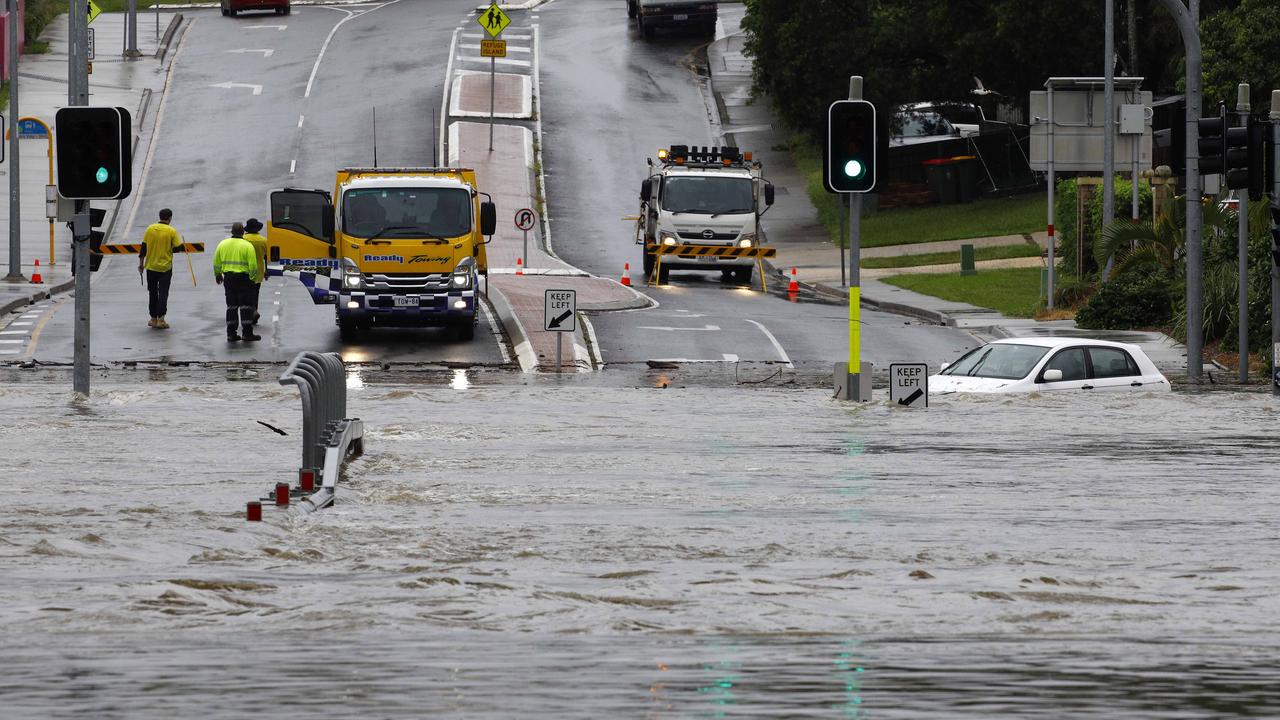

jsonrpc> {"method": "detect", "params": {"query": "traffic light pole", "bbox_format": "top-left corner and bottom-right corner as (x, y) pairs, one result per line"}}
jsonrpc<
(4, 0), (22, 282)
(1237, 83), (1249, 384)
(69, 2), (91, 396)
(841, 75), (868, 402)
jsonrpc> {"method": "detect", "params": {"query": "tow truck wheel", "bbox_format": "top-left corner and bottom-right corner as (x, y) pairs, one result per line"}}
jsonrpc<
(642, 252), (655, 280)
(338, 319), (360, 343)
(454, 320), (476, 342)
(657, 265), (670, 284)
(732, 265), (753, 284)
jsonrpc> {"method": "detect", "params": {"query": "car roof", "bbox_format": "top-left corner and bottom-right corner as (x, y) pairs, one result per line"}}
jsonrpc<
(991, 337), (1141, 352)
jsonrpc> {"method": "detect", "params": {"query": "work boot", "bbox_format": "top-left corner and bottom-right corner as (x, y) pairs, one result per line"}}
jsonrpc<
(156, 318), (170, 330)
(148, 317), (157, 328)
(242, 330), (262, 342)
(227, 324), (241, 342)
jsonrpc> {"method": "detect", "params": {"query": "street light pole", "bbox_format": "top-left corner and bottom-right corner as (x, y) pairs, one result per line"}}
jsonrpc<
(4, 0), (22, 282)
(1270, 89), (1280, 395)
(1102, 0), (1116, 280)
(1236, 83), (1249, 384)
(68, 0), (92, 396)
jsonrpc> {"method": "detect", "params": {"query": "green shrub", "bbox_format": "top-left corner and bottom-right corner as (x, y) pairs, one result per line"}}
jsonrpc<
(1054, 177), (1154, 278)
(1075, 270), (1175, 330)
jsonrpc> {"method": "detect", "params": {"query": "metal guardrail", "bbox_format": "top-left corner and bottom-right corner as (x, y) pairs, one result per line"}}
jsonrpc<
(246, 351), (363, 520)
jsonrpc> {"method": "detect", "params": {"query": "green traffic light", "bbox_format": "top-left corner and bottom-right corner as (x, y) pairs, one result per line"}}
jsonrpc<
(844, 159), (865, 179)
(95, 167), (109, 184)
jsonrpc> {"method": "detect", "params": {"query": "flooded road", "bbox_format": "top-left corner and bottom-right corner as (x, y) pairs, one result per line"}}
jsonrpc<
(2, 371), (1278, 717)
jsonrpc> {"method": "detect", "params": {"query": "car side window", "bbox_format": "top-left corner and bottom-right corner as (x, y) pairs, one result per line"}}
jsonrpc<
(1042, 348), (1087, 381)
(1089, 347), (1139, 378)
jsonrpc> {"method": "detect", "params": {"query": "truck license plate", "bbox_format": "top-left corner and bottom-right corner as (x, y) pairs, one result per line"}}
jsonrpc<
(673, 13), (688, 19)
(393, 296), (420, 307)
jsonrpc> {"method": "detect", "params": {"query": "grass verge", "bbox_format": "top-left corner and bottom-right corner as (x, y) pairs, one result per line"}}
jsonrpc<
(790, 136), (1043, 249)
(882, 266), (1044, 318)
(862, 243), (1041, 269)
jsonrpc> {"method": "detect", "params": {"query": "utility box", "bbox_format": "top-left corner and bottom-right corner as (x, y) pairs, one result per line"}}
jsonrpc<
(1118, 104), (1146, 135)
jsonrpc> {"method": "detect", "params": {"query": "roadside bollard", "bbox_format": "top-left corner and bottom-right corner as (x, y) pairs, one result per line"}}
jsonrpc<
(299, 468), (316, 493)
(960, 244), (977, 276)
(246, 501), (262, 522)
(275, 483), (291, 507)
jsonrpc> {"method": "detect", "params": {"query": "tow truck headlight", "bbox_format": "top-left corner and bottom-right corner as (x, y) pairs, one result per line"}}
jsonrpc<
(661, 233), (678, 246)
(340, 259), (365, 290)
(451, 257), (475, 289)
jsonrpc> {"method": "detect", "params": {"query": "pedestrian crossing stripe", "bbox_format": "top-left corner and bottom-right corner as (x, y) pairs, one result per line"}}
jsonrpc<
(656, 245), (777, 259)
(477, 3), (511, 38)
(98, 242), (205, 254)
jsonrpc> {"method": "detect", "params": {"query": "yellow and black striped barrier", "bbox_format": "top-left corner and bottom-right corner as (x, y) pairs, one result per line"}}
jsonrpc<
(99, 242), (205, 254)
(649, 244), (776, 291)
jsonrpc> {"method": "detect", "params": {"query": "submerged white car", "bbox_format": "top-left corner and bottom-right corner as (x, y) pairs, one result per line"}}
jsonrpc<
(930, 338), (1171, 394)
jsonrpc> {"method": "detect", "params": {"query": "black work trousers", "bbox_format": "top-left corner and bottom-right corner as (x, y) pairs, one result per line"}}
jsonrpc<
(146, 269), (173, 318)
(222, 272), (256, 335)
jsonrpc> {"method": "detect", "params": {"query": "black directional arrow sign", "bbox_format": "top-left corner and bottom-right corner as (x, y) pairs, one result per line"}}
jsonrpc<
(897, 388), (924, 406)
(544, 289), (576, 333)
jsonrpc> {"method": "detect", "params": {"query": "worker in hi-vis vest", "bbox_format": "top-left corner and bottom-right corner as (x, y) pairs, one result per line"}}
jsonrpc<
(213, 222), (262, 342)
(242, 217), (269, 338)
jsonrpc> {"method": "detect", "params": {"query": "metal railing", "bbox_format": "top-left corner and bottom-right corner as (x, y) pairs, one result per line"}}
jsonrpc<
(279, 351), (348, 471)
(246, 351), (363, 520)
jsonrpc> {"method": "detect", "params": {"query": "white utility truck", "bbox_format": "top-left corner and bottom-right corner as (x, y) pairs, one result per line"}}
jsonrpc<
(635, 144), (775, 283)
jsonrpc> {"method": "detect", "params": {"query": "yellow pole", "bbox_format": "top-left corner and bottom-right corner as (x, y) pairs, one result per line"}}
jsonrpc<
(848, 287), (861, 374)
(18, 117), (56, 265)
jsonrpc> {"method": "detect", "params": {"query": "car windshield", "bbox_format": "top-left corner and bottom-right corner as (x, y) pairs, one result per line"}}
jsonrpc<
(342, 187), (472, 239)
(895, 111), (957, 138)
(941, 343), (1049, 380)
(661, 176), (754, 215)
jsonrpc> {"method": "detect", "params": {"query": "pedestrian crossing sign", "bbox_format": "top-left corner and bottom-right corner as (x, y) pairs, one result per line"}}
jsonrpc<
(477, 3), (510, 38)
(87, 0), (102, 25)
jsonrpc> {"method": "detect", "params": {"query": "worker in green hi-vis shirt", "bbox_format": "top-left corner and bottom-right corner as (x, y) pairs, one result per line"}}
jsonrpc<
(213, 222), (262, 343)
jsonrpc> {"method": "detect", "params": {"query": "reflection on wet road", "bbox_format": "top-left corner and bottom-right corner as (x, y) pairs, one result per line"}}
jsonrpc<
(2, 376), (1278, 717)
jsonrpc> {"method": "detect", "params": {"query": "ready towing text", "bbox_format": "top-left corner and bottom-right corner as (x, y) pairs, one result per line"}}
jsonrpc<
(267, 167), (498, 342)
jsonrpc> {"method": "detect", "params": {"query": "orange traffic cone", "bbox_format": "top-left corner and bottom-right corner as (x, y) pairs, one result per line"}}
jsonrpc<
(30, 259), (43, 284)
(620, 262), (632, 287)
(516, 257), (524, 276)
(787, 266), (799, 293)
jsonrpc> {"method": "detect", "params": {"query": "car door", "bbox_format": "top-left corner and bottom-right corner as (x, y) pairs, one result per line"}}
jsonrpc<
(1087, 346), (1147, 391)
(1035, 347), (1092, 392)
(268, 189), (337, 304)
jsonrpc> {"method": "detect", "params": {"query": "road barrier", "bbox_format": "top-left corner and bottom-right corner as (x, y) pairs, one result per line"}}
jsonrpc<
(247, 351), (364, 520)
(648, 244), (778, 291)
(98, 242), (205, 254)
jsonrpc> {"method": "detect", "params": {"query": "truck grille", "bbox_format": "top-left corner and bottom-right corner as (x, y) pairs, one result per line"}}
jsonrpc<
(365, 272), (451, 293)
(677, 231), (738, 241)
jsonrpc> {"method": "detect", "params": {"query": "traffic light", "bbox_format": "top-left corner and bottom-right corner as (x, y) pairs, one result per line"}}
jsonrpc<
(1197, 105), (1228, 176)
(1246, 119), (1272, 201)
(825, 100), (877, 193)
(69, 207), (107, 274)
(55, 107), (132, 200)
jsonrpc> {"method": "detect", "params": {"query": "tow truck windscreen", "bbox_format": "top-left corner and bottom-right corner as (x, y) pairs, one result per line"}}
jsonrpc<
(343, 188), (472, 239)
(661, 176), (753, 215)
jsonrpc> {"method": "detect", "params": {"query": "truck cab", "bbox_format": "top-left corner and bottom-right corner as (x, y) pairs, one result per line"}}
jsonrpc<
(268, 167), (496, 341)
(636, 145), (774, 284)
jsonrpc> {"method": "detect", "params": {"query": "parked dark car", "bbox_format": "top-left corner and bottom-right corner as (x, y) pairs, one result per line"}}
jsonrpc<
(628, 0), (716, 37)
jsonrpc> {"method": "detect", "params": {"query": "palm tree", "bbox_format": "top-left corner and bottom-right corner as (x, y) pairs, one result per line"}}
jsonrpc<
(1094, 196), (1235, 277)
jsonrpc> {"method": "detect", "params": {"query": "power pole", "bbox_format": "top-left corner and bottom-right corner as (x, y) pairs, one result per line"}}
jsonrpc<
(1270, 89), (1280, 395)
(1127, 0), (1138, 77)
(4, 0), (22, 282)
(126, 0), (139, 57)
(1102, 0), (1116, 280)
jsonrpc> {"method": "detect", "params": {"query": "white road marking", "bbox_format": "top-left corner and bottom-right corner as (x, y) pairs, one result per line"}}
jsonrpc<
(723, 353), (739, 361)
(458, 56), (531, 68)
(210, 81), (263, 95)
(289, 159), (297, 174)
(0, 330), (27, 334)
(226, 48), (275, 57)
(245, 24), (288, 31)
(305, 9), (355, 98)
(636, 324), (721, 331)
(9, 322), (33, 327)
(744, 319), (793, 368)
(297, 114), (305, 128)
(649, 357), (739, 363)
(0, 339), (26, 344)
(272, 315), (280, 323)
(462, 32), (532, 40)
(0, 350), (19, 355)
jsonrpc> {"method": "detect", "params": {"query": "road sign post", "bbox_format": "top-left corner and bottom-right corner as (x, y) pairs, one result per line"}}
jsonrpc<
(889, 363), (929, 408)
(515, 207), (535, 270)
(544, 289), (576, 373)
(477, 3), (510, 152)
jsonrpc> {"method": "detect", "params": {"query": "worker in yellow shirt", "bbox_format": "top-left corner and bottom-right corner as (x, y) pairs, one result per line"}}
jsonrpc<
(137, 208), (184, 329)
(243, 218), (269, 337)
(213, 222), (262, 342)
